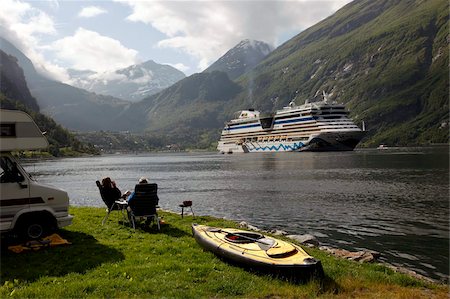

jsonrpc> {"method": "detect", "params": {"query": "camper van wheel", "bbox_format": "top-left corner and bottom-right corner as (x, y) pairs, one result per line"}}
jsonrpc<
(17, 215), (53, 240)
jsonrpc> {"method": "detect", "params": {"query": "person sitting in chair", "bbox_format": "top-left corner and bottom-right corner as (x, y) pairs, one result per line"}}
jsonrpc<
(101, 177), (122, 208)
(126, 177), (159, 227)
(126, 177), (148, 204)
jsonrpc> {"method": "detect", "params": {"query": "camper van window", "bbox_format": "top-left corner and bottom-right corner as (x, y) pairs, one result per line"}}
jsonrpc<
(0, 157), (24, 183)
(0, 124), (16, 137)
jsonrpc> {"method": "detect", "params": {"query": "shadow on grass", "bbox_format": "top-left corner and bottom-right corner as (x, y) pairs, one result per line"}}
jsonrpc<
(214, 256), (342, 292)
(131, 222), (191, 238)
(0, 230), (124, 284)
(248, 268), (341, 293)
(319, 274), (342, 295)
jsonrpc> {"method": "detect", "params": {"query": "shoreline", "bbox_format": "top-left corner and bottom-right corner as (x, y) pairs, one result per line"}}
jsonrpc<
(3, 206), (448, 298)
(159, 207), (445, 285)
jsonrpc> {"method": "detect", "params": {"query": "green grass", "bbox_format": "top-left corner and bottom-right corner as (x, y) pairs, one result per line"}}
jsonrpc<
(1, 207), (448, 298)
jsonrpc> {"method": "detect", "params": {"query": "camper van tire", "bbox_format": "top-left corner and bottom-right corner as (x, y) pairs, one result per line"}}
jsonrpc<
(16, 212), (56, 240)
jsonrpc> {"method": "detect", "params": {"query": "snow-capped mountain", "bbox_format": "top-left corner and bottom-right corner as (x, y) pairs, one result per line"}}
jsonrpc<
(204, 39), (273, 80)
(69, 60), (186, 102)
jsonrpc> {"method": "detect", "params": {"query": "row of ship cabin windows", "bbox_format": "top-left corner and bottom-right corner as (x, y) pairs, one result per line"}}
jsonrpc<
(238, 135), (309, 143)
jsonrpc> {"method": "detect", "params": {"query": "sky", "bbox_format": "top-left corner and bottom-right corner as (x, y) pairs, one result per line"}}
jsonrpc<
(0, 0), (352, 82)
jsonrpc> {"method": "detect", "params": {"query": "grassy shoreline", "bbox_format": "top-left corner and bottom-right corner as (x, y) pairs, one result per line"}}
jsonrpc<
(1, 207), (448, 298)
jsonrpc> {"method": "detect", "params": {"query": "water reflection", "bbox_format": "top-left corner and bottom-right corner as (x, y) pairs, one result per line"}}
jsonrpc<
(21, 147), (449, 280)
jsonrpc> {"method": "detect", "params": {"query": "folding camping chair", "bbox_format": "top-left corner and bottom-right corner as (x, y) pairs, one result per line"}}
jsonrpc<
(96, 180), (127, 225)
(127, 183), (160, 230)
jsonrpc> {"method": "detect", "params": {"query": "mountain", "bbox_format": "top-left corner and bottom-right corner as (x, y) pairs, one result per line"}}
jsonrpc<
(203, 39), (273, 80)
(0, 50), (39, 111)
(231, 0), (449, 146)
(0, 50), (98, 156)
(120, 71), (241, 145)
(2, 0), (447, 148)
(68, 60), (186, 102)
(0, 37), (130, 131)
(127, 0), (448, 148)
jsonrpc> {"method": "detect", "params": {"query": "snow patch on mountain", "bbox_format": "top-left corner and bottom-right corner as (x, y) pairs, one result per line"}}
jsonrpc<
(68, 60), (185, 102)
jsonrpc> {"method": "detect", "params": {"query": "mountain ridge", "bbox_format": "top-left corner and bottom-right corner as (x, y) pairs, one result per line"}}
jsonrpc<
(69, 59), (186, 102)
(204, 39), (273, 80)
(0, 50), (97, 156)
(0, 37), (131, 131)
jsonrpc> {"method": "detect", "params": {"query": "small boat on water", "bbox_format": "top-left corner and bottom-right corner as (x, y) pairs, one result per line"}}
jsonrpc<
(192, 224), (322, 278)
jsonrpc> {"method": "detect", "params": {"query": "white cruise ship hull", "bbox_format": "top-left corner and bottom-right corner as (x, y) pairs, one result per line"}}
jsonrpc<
(218, 100), (365, 154)
(218, 131), (364, 153)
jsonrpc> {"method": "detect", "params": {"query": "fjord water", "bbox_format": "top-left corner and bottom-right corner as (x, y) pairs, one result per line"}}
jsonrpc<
(23, 147), (449, 281)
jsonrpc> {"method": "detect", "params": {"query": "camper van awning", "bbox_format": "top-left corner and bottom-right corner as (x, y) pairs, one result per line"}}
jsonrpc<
(0, 109), (49, 151)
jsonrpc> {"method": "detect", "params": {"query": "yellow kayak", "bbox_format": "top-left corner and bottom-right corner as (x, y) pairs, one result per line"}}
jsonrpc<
(192, 224), (322, 278)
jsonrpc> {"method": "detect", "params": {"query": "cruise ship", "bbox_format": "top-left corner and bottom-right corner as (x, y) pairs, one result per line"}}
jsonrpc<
(217, 97), (365, 153)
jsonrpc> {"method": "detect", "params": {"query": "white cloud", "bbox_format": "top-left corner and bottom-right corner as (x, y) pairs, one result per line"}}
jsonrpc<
(78, 6), (107, 18)
(166, 62), (189, 73)
(91, 71), (127, 83)
(0, 0), (69, 81)
(119, 0), (352, 72)
(50, 28), (138, 72)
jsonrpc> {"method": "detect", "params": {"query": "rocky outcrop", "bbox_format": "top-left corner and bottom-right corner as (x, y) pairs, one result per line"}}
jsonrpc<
(286, 234), (320, 247)
(319, 246), (380, 263)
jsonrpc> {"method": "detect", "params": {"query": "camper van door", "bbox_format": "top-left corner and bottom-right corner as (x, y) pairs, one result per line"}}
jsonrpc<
(0, 154), (30, 231)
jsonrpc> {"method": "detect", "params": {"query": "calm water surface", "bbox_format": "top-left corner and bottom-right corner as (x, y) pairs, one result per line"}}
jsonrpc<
(22, 147), (449, 281)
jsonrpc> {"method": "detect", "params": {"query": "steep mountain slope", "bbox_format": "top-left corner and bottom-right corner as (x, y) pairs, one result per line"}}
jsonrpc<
(0, 37), (130, 131)
(204, 39), (273, 80)
(123, 71), (241, 143)
(0, 50), (39, 111)
(233, 0), (449, 145)
(0, 51), (97, 156)
(69, 60), (186, 102)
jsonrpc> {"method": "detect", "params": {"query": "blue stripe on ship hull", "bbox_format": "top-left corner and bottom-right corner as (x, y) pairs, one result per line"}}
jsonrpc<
(248, 142), (304, 152)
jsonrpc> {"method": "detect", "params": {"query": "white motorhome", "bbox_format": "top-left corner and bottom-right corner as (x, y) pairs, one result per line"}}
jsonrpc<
(0, 109), (73, 239)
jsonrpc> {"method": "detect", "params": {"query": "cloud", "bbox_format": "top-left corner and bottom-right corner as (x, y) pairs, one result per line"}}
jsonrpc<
(50, 28), (138, 72)
(0, 0), (69, 81)
(78, 6), (107, 18)
(166, 62), (189, 73)
(119, 0), (352, 71)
